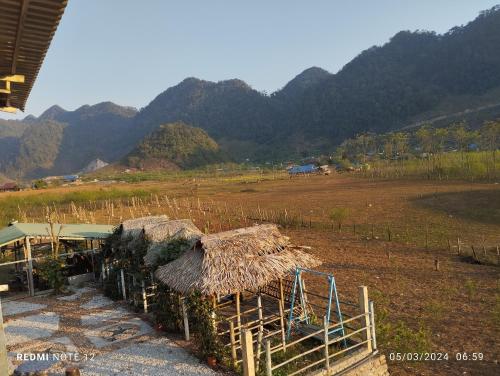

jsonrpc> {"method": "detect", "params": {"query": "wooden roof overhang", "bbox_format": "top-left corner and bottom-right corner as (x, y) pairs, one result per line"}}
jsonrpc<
(0, 0), (68, 113)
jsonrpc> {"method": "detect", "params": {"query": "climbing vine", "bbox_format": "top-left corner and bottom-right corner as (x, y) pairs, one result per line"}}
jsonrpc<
(186, 291), (227, 361)
(154, 285), (183, 331)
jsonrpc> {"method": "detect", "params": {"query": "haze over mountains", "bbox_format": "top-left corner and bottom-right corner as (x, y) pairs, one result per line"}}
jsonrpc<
(1, 6), (499, 179)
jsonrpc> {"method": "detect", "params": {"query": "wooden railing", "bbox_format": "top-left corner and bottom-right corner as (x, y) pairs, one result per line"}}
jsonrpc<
(241, 286), (377, 376)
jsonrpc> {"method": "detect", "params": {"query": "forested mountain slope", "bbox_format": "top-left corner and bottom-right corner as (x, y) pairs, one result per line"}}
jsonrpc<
(1, 6), (499, 178)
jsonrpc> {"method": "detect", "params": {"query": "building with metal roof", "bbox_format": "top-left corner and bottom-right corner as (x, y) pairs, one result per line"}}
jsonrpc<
(0, 222), (114, 297)
(1, 0), (68, 113)
(287, 164), (318, 175)
(0, 222), (115, 248)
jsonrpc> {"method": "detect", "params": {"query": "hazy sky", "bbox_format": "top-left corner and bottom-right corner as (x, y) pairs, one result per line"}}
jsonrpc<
(2, 0), (499, 120)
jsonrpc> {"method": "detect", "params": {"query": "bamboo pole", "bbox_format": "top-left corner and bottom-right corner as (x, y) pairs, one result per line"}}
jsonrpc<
(323, 316), (330, 370)
(255, 294), (264, 371)
(358, 286), (372, 352)
(369, 301), (377, 350)
(230, 321), (237, 367)
(241, 329), (256, 376)
(25, 237), (34, 297)
(278, 301), (286, 353)
(265, 340), (272, 376)
(120, 269), (126, 300)
(181, 298), (190, 341)
(0, 284), (9, 375)
(236, 292), (242, 346)
(142, 280), (148, 313)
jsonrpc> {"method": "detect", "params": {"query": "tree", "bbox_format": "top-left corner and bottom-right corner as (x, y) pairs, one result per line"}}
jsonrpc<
(415, 126), (433, 154)
(330, 208), (350, 232)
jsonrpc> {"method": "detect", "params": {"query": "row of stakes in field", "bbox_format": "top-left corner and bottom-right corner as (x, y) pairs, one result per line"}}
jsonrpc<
(20, 196), (499, 267)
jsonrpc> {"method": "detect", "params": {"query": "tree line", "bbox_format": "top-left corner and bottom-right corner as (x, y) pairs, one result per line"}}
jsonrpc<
(333, 121), (500, 181)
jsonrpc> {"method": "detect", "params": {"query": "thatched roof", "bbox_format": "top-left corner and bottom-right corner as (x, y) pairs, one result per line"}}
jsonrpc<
(120, 215), (169, 240)
(143, 219), (203, 267)
(155, 224), (321, 296)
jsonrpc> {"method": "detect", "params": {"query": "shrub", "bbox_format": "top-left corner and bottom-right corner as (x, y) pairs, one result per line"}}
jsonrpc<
(329, 208), (350, 231)
(154, 285), (183, 331)
(33, 179), (48, 189)
(372, 290), (431, 355)
(37, 257), (66, 294)
(464, 278), (477, 300)
(186, 291), (227, 361)
(103, 268), (122, 300)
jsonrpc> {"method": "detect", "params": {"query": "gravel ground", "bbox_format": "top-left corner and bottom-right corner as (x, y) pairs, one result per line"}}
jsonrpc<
(58, 286), (96, 301)
(81, 337), (217, 376)
(5, 285), (222, 375)
(81, 307), (129, 326)
(81, 294), (114, 309)
(1, 300), (47, 316)
(5, 312), (60, 345)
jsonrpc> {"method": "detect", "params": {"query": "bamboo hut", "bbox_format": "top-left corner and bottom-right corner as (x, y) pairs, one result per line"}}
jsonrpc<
(155, 224), (320, 365)
(155, 224), (320, 296)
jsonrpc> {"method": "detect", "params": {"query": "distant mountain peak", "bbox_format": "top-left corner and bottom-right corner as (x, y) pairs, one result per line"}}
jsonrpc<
(38, 104), (67, 120)
(275, 66), (331, 98)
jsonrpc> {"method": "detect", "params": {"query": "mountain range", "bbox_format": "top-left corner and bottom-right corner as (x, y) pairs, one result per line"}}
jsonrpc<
(1, 5), (499, 179)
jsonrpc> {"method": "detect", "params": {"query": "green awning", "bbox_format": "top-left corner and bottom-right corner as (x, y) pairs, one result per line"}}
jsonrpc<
(0, 222), (115, 247)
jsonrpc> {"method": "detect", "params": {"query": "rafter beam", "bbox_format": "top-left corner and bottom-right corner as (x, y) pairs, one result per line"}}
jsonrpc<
(0, 82), (11, 94)
(0, 75), (25, 83)
(11, 0), (30, 74)
(0, 106), (17, 113)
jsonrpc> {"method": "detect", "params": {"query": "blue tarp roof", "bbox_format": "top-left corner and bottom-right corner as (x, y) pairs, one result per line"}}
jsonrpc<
(288, 164), (318, 174)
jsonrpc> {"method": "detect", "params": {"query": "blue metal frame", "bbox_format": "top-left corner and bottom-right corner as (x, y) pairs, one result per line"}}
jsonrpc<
(287, 267), (346, 346)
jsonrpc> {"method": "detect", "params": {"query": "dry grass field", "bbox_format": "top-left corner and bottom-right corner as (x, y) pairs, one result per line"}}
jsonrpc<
(1, 173), (499, 375)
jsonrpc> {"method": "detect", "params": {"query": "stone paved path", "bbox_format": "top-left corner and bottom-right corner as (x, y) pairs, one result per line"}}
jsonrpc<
(2, 285), (218, 375)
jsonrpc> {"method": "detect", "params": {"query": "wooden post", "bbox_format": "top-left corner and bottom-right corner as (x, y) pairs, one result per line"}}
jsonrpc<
(211, 295), (217, 331)
(278, 278), (285, 311)
(358, 286), (372, 352)
(132, 275), (137, 306)
(181, 298), (190, 341)
(265, 339), (272, 376)
(369, 301), (377, 350)
(457, 238), (461, 255)
(256, 293), (264, 371)
(229, 321), (237, 367)
(141, 280), (148, 313)
(25, 237), (34, 296)
(323, 316), (330, 370)
(236, 292), (242, 345)
(120, 269), (126, 300)
(425, 223), (429, 249)
(0, 285), (9, 376)
(434, 258), (440, 271)
(241, 329), (256, 376)
(278, 300), (286, 353)
(447, 239), (451, 253)
(101, 262), (106, 282)
(471, 246), (478, 261)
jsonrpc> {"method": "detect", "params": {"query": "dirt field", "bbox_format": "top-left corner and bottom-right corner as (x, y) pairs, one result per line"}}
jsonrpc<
(1, 174), (499, 375)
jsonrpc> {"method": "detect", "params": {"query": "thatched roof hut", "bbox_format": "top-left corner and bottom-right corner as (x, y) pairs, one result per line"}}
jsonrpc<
(143, 219), (203, 267)
(120, 215), (169, 240)
(155, 224), (321, 296)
